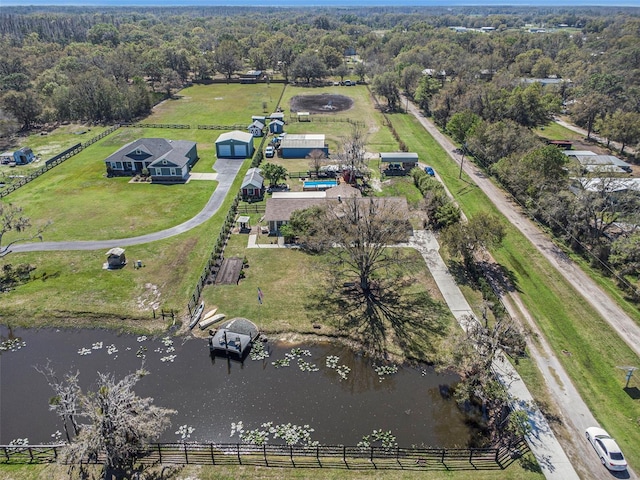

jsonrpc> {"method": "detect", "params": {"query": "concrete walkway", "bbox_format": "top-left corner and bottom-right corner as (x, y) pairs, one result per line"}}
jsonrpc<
(247, 234), (286, 248)
(403, 230), (580, 480)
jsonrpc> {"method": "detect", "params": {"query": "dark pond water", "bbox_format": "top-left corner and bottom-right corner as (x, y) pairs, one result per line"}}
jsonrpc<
(0, 326), (473, 447)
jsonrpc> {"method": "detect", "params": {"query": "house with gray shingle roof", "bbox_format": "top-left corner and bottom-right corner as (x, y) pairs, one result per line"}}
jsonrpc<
(241, 167), (264, 200)
(104, 138), (198, 183)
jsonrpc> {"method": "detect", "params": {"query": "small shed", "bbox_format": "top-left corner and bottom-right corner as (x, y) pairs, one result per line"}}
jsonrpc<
(380, 152), (419, 175)
(241, 167), (264, 199)
(248, 120), (265, 137)
(297, 112), (310, 122)
(268, 120), (284, 135)
(1, 148), (35, 166)
(269, 112), (285, 123)
(105, 247), (126, 269)
(216, 131), (255, 159)
(236, 215), (251, 231)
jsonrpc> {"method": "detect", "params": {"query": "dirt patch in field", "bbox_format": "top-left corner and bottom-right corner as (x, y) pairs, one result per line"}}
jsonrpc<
(289, 94), (354, 114)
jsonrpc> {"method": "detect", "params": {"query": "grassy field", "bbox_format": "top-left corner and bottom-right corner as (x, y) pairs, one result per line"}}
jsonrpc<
(201, 231), (452, 363)
(0, 462), (544, 480)
(279, 85), (397, 155)
(0, 176), (246, 329)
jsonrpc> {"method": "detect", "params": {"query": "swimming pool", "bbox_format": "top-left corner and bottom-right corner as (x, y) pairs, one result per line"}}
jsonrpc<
(303, 180), (338, 191)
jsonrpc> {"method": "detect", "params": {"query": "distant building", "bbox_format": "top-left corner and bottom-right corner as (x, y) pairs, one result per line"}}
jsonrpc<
(0, 147), (35, 165)
(268, 119), (285, 135)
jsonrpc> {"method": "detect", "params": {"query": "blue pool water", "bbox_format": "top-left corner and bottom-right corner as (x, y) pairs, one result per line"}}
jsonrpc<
(304, 180), (338, 189)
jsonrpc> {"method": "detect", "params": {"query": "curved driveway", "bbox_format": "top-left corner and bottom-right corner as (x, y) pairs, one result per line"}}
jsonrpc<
(11, 158), (243, 253)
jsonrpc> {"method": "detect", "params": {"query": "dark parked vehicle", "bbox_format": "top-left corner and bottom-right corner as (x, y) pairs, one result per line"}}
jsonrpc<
(425, 166), (435, 176)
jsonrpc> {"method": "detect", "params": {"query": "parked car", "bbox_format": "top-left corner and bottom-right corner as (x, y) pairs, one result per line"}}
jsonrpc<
(265, 146), (274, 158)
(425, 166), (435, 176)
(585, 427), (627, 471)
(344, 80), (353, 86)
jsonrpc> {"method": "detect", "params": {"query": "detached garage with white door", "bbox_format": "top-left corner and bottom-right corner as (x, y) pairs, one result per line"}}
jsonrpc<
(215, 131), (255, 159)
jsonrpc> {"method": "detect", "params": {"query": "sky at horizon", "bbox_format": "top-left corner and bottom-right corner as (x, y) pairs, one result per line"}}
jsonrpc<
(2, 0), (640, 7)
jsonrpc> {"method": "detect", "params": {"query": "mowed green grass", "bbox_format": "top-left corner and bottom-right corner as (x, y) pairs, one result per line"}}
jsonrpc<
(279, 85), (397, 154)
(202, 232), (452, 363)
(0, 461), (544, 480)
(150, 83), (285, 125)
(2, 82), (285, 242)
(390, 111), (640, 467)
(0, 164), (248, 329)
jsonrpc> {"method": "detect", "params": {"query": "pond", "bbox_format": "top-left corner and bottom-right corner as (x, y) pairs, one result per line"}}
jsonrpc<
(0, 326), (474, 447)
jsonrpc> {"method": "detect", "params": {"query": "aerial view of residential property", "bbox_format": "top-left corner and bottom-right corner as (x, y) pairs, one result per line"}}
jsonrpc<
(0, 2), (639, 479)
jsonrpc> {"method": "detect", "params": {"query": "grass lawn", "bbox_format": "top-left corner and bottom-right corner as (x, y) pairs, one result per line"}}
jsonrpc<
(533, 122), (583, 141)
(201, 232), (452, 363)
(0, 153), (249, 328)
(150, 83), (286, 126)
(0, 462), (544, 480)
(2, 85), (277, 242)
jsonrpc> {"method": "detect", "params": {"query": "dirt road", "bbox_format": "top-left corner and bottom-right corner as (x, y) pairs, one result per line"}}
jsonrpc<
(405, 98), (638, 479)
(405, 100), (640, 360)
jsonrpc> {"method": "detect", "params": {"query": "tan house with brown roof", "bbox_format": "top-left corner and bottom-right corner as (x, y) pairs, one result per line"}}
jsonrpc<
(263, 183), (410, 238)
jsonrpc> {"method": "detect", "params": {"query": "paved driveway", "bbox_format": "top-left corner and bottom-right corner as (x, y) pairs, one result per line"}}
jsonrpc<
(10, 158), (244, 253)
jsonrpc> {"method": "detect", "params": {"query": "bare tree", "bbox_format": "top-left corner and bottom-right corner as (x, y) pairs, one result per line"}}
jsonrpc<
(307, 149), (327, 177)
(0, 203), (49, 257)
(335, 124), (368, 184)
(37, 364), (81, 443)
(42, 366), (175, 480)
(438, 315), (528, 446)
(302, 196), (446, 355)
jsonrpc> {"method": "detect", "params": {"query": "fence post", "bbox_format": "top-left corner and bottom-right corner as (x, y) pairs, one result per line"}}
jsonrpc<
(28, 447), (33, 463)
(237, 443), (241, 464)
(343, 445), (346, 465)
(183, 443), (188, 464)
(210, 443), (215, 465)
(3, 446), (8, 462)
(469, 448), (473, 463)
(316, 445), (320, 465)
(290, 445), (294, 466)
(157, 443), (162, 463)
(441, 448), (445, 464)
(263, 444), (267, 466)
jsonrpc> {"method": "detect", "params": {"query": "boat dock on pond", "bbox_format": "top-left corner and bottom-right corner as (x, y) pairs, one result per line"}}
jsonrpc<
(208, 317), (259, 358)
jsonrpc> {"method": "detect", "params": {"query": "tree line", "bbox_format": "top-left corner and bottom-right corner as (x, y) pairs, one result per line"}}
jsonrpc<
(1, 5), (640, 287)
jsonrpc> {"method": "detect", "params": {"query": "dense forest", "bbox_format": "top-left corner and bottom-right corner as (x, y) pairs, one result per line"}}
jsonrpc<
(2, 5), (640, 291)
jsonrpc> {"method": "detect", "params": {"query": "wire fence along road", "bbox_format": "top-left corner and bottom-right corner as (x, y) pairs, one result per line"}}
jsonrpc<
(0, 441), (528, 471)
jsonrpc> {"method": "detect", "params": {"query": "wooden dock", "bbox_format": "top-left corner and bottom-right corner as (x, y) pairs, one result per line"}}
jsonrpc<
(208, 318), (259, 357)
